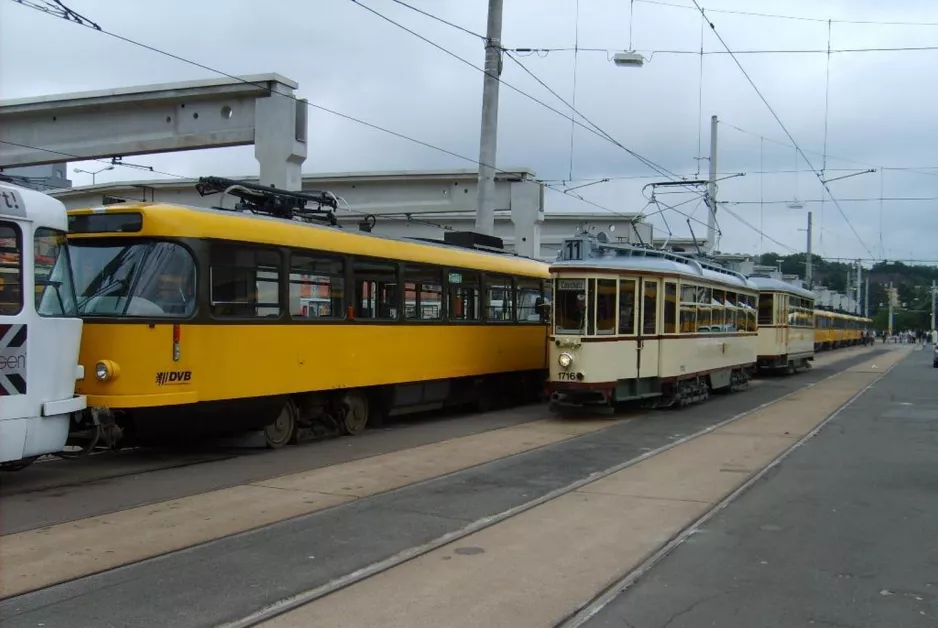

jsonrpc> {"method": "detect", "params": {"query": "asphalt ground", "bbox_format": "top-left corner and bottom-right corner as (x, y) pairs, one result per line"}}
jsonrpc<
(0, 347), (887, 628)
(584, 346), (936, 628)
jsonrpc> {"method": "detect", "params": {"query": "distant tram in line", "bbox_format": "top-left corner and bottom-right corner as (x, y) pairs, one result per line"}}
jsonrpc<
(750, 276), (816, 372)
(814, 309), (871, 350)
(65, 177), (551, 450)
(547, 234), (759, 411)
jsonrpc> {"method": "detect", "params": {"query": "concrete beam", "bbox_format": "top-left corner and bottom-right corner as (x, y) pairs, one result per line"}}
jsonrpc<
(0, 74), (307, 190)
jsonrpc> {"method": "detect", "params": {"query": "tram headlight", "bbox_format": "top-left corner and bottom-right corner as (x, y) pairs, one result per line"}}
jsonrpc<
(558, 352), (574, 368)
(95, 360), (119, 382)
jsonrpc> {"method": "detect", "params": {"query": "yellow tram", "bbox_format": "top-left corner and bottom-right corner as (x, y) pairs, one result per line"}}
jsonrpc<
(814, 310), (871, 350)
(66, 178), (551, 449)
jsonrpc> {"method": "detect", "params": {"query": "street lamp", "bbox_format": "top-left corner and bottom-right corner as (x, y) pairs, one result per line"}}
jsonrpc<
(73, 165), (114, 185)
(613, 51), (646, 67)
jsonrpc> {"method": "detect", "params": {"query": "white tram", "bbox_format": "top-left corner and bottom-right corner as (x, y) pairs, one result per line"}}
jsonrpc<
(750, 276), (816, 372)
(0, 181), (86, 471)
(548, 234), (759, 411)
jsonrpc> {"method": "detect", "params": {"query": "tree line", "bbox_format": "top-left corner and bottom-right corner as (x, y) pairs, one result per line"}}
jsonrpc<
(757, 253), (938, 331)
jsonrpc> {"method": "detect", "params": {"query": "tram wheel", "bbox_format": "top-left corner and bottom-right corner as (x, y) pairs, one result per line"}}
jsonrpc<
(264, 399), (297, 449)
(340, 393), (369, 436)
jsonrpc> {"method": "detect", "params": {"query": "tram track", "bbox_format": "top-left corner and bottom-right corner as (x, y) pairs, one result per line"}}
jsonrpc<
(0, 347), (889, 628)
(222, 347), (901, 628)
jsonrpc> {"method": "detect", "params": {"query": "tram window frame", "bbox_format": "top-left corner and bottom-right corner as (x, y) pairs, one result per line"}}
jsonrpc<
(744, 294), (757, 331)
(484, 274), (514, 322)
(723, 291), (737, 331)
(618, 278), (636, 336)
(209, 245), (282, 319)
(0, 221), (23, 316)
(642, 280), (658, 336)
(663, 281), (677, 334)
(679, 283), (697, 333)
(516, 278), (546, 323)
(352, 258), (399, 322)
(403, 265), (444, 321)
(447, 270), (481, 323)
(711, 288), (726, 330)
(288, 252), (345, 321)
(595, 278), (617, 335)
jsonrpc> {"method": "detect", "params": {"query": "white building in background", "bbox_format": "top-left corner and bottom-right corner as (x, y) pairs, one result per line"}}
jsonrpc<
(49, 168), (656, 261)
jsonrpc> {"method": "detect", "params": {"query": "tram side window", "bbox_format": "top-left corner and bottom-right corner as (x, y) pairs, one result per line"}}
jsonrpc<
(618, 279), (636, 335)
(484, 275), (514, 322)
(354, 259), (398, 321)
(516, 278), (545, 322)
(758, 293), (774, 325)
(663, 282), (677, 334)
(642, 280), (658, 335)
(403, 265), (443, 321)
(680, 284), (697, 333)
(696, 286), (712, 331)
(596, 279), (616, 334)
(711, 289), (726, 330)
(448, 270), (480, 322)
(211, 247), (280, 318)
(289, 254), (344, 319)
(744, 294), (757, 331)
(0, 222), (22, 315)
(723, 292), (736, 331)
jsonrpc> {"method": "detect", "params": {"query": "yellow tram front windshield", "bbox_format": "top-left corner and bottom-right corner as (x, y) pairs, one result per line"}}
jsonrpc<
(69, 238), (197, 317)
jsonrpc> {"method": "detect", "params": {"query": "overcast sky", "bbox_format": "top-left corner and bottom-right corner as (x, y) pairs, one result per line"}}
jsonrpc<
(3, 0), (938, 263)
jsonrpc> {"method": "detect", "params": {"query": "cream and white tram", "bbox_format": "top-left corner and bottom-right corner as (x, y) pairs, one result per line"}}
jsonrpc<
(548, 234), (759, 411)
(0, 181), (86, 470)
(750, 276), (815, 372)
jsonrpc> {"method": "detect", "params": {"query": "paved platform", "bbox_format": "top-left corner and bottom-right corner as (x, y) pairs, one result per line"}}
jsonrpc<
(0, 346), (903, 628)
(584, 346), (936, 628)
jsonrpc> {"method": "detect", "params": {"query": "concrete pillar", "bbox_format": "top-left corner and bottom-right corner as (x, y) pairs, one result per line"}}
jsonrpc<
(254, 83), (307, 191)
(510, 180), (544, 259)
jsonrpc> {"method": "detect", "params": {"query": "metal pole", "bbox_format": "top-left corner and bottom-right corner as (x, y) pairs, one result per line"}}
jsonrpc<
(805, 211), (813, 288)
(706, 114), (718, 252)
(930, 279), (935, 331)
(865, 276), (870, 318)
(855, 261), (862, 314)
(888, 281), (894, 337)
(474, 0), (504, 236)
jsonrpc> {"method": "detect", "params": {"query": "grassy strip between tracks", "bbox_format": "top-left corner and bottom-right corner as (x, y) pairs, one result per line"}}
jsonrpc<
(256, 347), (911, 628)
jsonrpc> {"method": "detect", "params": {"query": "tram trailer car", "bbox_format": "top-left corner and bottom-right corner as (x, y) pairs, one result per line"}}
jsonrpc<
(750, 276), (815, 372)
(0, 182), (86, 470)
(66, 179), (551, 450)
(813, 310), (871, 350)
(547, 234), (758, 411)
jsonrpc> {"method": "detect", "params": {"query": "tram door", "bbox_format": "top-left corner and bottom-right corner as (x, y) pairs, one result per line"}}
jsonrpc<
(637, 278), (660, 379)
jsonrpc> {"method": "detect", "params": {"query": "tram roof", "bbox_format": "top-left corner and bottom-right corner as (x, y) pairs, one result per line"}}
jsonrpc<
(550, 242), (759, 292)
(66, 202), (551, 278)
(0, 181), (68, 230)
(748, 276), (816, 300)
